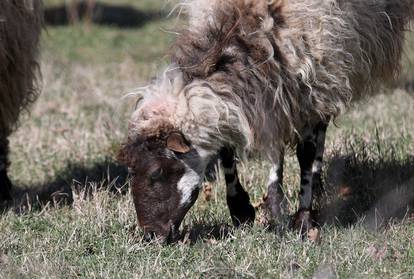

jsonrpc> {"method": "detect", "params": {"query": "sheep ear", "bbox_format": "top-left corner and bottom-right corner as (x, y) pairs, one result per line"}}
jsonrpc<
(167, 132), (191, 154)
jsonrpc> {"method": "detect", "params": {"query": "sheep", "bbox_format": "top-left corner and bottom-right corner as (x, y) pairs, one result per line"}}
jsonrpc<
(118, 0), (414, 242)
(0, 0), (42, 202)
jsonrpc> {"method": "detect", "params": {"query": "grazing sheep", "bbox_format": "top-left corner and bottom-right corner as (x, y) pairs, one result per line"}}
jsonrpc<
(119, 0), (414, 242)
(44, 0), (160, 28)
(0, 0), (42, 202)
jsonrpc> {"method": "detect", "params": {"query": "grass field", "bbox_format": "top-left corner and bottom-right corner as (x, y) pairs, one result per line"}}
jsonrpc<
(1, 1), (414, 278)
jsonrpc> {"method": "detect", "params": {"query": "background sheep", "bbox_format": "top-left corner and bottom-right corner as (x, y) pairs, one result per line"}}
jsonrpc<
(0, 0), (42, 202)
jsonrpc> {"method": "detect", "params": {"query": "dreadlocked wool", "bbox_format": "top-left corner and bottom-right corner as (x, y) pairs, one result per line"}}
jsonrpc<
(0, 0), (42, 140)
(129, 0), (413, 158)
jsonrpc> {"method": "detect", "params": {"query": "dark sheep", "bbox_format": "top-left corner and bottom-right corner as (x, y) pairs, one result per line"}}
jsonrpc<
(0, 0), (42, 202)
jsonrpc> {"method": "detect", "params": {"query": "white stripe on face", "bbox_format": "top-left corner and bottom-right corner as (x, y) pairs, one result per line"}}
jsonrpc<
(176, 146), (214, 206)
(177, 164), (202, 205)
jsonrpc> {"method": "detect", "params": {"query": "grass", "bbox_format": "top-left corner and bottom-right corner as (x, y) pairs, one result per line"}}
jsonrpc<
(1, 1), (414, 278)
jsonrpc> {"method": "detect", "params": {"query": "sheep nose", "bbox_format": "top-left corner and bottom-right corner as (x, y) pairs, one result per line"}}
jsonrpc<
(143, 231), (156, 242)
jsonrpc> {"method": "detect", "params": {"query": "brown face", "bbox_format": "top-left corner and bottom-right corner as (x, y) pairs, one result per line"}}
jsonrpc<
(118, 132), (207, 243)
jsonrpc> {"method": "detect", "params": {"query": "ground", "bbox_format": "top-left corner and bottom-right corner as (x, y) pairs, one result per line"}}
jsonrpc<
(1, 0), (414, 278)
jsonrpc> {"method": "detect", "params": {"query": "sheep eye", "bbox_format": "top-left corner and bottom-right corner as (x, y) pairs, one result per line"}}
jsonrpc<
(150, 168), (163, 182)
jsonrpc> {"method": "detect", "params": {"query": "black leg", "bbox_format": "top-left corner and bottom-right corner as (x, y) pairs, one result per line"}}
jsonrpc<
(311, 121), (329, 202)
(293, 121), (328, 234)
(263, 151), (285, 223)
(220, 147), (255, 226)
(0, 137), (12, 203)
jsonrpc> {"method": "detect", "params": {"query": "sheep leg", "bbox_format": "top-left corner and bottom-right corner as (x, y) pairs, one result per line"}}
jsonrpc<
(66, 0), (79, 24)
(220, 147), (255, 226)
(0, 137), (12, 202)
(263, 153), (286, 223)
(293, 121), (328, 235)
(310, 120), (329, 203)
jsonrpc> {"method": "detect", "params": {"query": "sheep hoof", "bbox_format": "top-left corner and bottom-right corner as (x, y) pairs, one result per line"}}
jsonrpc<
(262, 193), (285, 225)
(291, 210), (317, 238)
(230, 202), (255, 227)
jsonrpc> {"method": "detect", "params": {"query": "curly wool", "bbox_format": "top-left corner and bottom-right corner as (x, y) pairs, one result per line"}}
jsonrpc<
(0, 0), (42, 138)
(129, 0), (413, 158)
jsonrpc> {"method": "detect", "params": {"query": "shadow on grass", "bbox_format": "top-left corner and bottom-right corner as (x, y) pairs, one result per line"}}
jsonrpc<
(318, 151), (414, 230)
(2, 158), (128, 214)
(44, 1), (165, 28)
(4, 142), (414, 238)
(180, 222), (233, 244)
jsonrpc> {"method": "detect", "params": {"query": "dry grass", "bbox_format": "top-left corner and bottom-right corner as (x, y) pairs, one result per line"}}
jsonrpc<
(1, 1), (414, 278)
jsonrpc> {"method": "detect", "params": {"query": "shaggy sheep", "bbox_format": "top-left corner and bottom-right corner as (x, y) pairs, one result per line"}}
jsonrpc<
(119, 0), (414, 242)
(0, 0), (42, 202)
